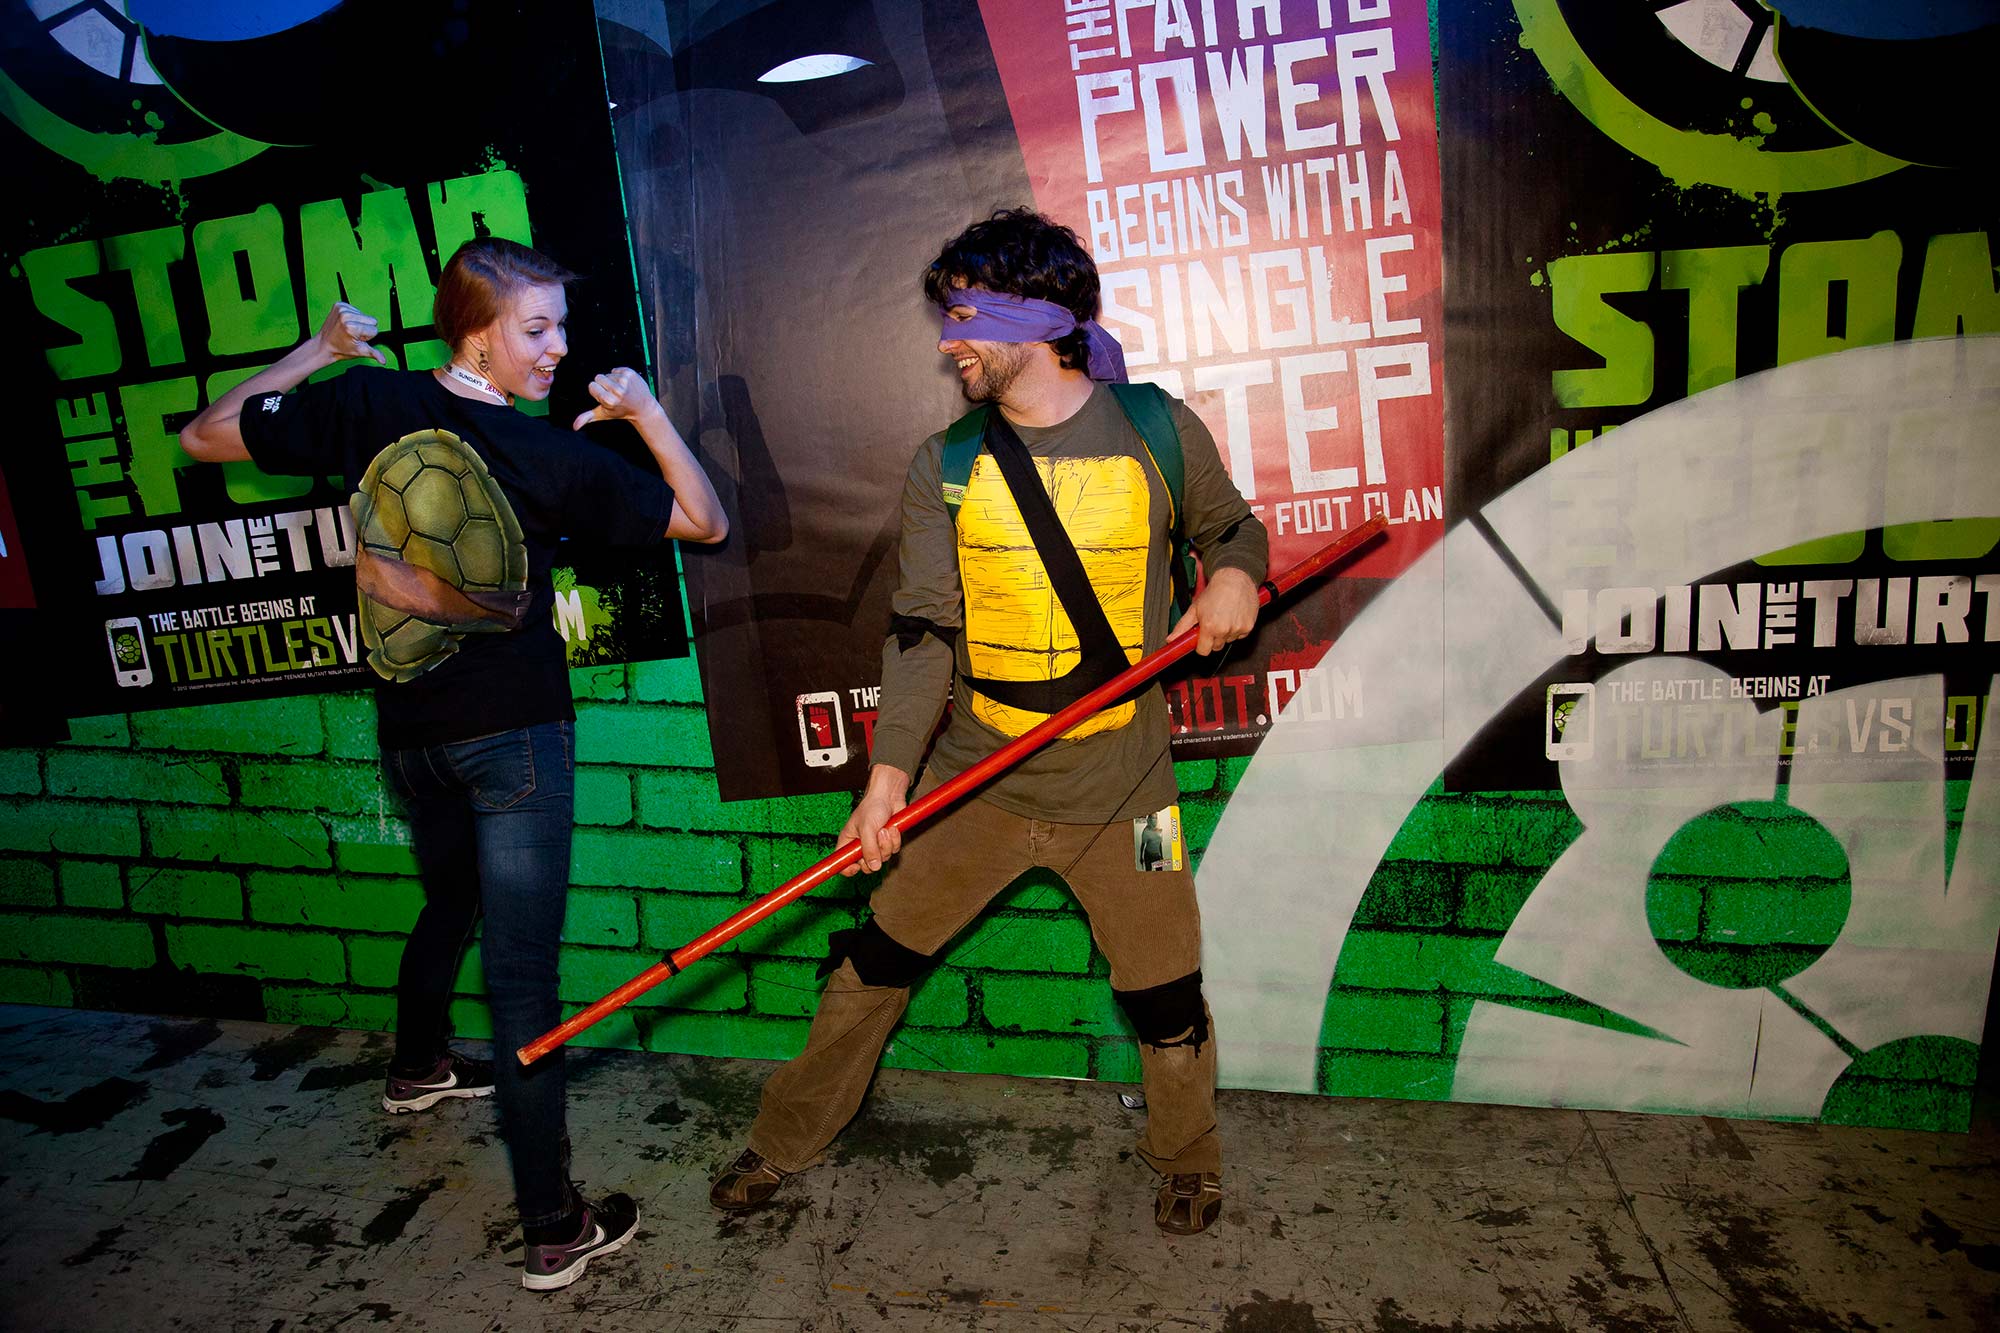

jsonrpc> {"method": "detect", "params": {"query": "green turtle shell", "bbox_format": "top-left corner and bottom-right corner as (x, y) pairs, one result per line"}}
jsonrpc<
(350, 428), (528, 683)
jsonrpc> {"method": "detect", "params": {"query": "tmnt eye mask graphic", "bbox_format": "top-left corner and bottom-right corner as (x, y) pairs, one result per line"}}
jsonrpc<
(666, 0), (904, 134)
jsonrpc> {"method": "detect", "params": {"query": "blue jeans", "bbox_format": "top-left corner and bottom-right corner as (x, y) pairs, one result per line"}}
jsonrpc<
(383, 720), (575, 1226)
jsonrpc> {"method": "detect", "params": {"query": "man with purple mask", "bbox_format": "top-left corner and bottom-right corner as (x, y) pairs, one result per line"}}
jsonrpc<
(710, 208), (1267, 1235)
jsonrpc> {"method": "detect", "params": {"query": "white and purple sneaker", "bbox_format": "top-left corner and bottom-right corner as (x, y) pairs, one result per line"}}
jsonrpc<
(381, 1051), (495, 1113)
(522, 1193), (639, 1291)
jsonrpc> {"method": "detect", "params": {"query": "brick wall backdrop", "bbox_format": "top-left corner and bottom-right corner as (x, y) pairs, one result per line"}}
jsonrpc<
(1, 663), (1981, 1127)
(0, 657), (1240, 1083)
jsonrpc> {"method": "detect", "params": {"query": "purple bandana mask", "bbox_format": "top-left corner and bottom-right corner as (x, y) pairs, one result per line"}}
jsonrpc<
(941, 287), (1128, 383)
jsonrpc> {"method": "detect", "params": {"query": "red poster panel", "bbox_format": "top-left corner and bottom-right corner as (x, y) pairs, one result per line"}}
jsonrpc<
(975, 0), (1444, 589)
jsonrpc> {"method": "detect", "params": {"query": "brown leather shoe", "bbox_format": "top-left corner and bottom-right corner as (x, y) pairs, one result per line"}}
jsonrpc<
(710, 1149), (787, 1212)
(1154, 1172), (1222, 1235)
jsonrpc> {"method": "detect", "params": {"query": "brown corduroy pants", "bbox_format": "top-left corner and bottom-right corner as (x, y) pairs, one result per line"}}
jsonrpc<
(744, 784), (1221, 1178)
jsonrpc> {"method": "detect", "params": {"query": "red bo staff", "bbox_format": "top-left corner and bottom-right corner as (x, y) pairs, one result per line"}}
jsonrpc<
(518, 516), (1388, 1065)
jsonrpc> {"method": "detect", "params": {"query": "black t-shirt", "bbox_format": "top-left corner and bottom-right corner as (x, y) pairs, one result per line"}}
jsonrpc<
(239, 367), (675, 748)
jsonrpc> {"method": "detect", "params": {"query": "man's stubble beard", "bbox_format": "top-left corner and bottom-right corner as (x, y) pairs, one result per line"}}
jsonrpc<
(963, 343), (1029, 404)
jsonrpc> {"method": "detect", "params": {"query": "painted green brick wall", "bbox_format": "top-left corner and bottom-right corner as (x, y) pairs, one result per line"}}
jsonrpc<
(1313, 788), (1582, 1102)
(0, 670), (1981, 1132)
(1313, 781), (1982, 1130)
(0, 659), (1231, 1081)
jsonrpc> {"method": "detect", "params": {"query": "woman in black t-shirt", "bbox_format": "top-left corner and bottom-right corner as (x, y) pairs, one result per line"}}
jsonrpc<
(181, 238), (725, 1291)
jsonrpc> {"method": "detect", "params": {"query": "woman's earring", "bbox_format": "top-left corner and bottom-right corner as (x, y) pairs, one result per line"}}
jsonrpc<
(477, 350), (490, 375)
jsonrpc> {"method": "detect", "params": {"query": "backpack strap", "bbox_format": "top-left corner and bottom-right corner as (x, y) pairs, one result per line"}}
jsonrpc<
(1108, 381), (1197, 619)
(940, 405), (989, 524)
(1109, 382), (1181, 530)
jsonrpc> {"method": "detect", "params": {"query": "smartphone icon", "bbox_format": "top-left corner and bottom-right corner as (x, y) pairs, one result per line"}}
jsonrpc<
(1544, 682), (1594, 761)
(106, 616), (153, 688)
(796, 691), (848, 768)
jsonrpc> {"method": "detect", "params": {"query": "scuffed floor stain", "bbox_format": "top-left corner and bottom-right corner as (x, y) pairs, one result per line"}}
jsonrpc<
(2, 1007), (1996, 1331)
(288, 1217), (349, 1253)
(1688, 1195), (1877, 1332)
(109, 1108), (227, 1181)
(1913, 1208), (2000, 1273)
(834, 1113), (976, 1187)
(362, 1176), (447, 1247)
(482, 1212), (520, 1254)
(1371, 1296), (1565, 1332)
(298, 1052), (386, 1093)
(1578, 1220), (1652, 1294)
(1461, 1206), (1532, 1228)
(715, 1195), (811, 1245)
(665, 1059), (765, 1139)
(1563, 1275), (1683, 1333)
(1225, 1289), (1324, 1331)
(1700, 1116), (1756, 1162)
(138, 1019), (223, 1073)
(247, 1028), (338, 1082)
(1022, 1122), (1091, 1170)
(61, 1226), (127, 1268)
(564, 1048), (615, 1087)
(0, 1077), (149, 1134)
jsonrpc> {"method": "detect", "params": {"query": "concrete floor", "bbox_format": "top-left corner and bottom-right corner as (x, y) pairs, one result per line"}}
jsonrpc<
(2, 1005), (1996, 1332)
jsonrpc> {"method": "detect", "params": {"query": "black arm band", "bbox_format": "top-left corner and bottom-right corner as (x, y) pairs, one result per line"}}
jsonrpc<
(890, 613), (957, 654)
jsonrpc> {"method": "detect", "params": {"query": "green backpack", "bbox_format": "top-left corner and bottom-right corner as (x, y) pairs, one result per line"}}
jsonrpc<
(939, 381), (1198, 618)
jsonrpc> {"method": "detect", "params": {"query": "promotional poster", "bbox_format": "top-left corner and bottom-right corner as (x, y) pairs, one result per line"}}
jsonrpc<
(1197, 0), (1999, 1131)
(1437, 0), (1998, 798)
(1, 0), (686, 722)
(620, 0), (1444, 799)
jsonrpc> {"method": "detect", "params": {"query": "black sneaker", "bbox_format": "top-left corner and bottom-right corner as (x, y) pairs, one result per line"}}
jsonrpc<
(522, 1193), (639, 1291)
(381, 1051), (495, 1113)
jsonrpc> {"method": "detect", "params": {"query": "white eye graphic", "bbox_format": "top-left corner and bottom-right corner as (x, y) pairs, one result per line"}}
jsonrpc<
(29, 0), (164, 84)
(1654, 0), (1785, 83)
(757, 54), (872, 84)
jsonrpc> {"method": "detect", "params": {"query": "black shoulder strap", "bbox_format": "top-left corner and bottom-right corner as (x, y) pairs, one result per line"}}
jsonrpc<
(966, 412), (1133, 715)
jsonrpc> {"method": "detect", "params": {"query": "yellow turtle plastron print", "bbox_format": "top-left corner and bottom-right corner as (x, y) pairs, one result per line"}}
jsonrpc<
(955, 452), (1151, 740)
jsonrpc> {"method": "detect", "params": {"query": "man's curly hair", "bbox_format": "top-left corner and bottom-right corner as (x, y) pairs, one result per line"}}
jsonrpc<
(922, 209), (1100, 372)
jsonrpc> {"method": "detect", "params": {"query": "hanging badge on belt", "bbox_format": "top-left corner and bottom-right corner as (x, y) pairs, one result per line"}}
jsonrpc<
(1133, 805), (1184, 872)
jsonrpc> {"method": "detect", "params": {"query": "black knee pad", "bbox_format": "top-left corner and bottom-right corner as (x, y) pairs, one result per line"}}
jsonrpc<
(819, 918), (938, 988)
(1113, 970), (1209, 1051)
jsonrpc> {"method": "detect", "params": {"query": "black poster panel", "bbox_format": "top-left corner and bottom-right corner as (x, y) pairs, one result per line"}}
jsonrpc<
(1438, 0), (2000, 794)
(611, 0), (1032, 800)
